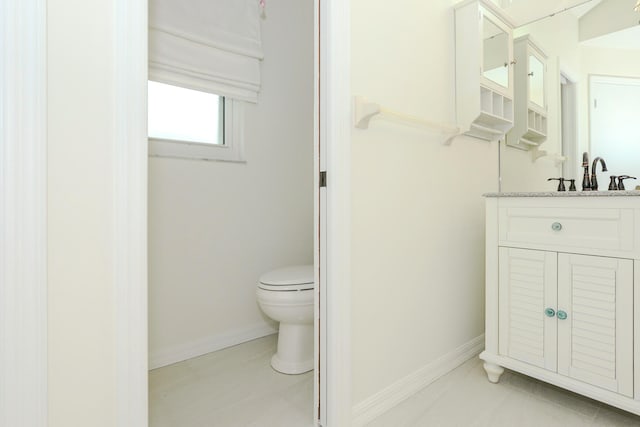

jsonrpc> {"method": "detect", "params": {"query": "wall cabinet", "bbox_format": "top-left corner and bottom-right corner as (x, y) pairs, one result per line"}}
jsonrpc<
(483, 195), (640, 416)
(455, 0), (515, 141)
(506, 35), (548, 150)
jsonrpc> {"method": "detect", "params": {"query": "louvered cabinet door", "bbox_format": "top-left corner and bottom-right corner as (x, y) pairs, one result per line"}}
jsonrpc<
(557, 254), (633, 397)
(499, 247), (557, 371)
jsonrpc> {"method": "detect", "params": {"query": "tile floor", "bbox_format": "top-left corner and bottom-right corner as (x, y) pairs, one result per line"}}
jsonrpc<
(150, 337), (640, 427)
(368, 356), (640, 427)
(149, 335), (314, 427)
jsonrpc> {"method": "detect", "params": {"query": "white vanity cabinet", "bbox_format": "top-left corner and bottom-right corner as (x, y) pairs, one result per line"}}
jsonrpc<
(499, 248), (633, 396)
(482, 194), (640, 415)
(455, 0), (515, 141)
(506, 35), (548, 150)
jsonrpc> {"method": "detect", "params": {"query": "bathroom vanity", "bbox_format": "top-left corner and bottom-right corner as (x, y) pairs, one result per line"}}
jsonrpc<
(481, 192), (640, 415)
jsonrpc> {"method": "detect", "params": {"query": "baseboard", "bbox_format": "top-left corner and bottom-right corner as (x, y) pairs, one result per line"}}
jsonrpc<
(149, 322), (278, 370)
(351, 334), (485, 426)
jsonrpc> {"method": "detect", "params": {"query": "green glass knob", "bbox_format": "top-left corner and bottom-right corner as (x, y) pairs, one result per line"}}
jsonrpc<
(551, 222), (562, 231)
(544, 308), (556, 317)
(557, 310), (568, 320)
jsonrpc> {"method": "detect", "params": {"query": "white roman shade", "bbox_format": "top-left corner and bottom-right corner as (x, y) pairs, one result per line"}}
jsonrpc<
(149, 0), (263, 103)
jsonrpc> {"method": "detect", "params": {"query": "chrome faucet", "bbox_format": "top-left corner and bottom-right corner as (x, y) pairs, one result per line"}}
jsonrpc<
(590, 157), (608, 191)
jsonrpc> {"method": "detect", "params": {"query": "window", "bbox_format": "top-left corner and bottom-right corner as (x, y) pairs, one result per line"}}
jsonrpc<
(148, 81), (244, 162)
(149, 81), (223, 145)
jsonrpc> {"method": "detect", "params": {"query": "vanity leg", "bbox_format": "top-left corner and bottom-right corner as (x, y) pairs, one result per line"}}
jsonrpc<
(483, 362), (504, 384)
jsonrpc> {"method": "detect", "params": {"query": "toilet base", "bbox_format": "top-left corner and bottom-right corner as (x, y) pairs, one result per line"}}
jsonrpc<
(270, 323), (314, 375)
(271, 353), (313, 375)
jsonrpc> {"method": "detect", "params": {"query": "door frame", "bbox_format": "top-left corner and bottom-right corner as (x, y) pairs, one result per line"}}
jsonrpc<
(0, 0), (48, 424)
(113, 0), (149, 424)
(1, 0), (352, 424)
(560, 69), (578, 181)
(315, 0), (352, 425)
(1, 0), (149, 424)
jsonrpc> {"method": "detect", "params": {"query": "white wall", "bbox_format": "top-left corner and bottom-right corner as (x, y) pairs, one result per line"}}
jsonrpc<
(350, 0), (498, 409)
(148, 0), (314, 368)
(47, 0), (117, 424)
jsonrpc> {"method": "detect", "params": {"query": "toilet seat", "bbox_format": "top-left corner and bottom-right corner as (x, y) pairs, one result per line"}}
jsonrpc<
(258, 283), (314, 292)
(258, 265), (314, 292)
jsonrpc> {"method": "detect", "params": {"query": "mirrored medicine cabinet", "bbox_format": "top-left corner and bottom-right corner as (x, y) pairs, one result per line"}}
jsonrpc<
(506, 35), (548, 150)
(455, 0), (515, 141)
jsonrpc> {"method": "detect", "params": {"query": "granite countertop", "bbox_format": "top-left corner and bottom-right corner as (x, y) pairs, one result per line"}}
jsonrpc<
(484, 190), (640, 197)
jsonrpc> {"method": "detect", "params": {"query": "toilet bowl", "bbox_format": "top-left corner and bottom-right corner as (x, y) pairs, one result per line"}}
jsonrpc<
(256, 265), (314, 374)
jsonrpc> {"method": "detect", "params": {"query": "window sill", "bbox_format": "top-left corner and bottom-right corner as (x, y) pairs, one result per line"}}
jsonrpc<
(148, 94), (244, 162)
(148, 138), (246, 162)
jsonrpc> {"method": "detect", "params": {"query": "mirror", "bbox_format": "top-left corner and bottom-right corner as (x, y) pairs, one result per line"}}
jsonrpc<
(498, 0), (640, 192)
(590, 75), (640, 186)
(483, 15), (510, 88)
(529, 54), (544, 108)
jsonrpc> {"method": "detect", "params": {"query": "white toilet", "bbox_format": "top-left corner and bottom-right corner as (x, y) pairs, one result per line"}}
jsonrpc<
(256, 265), (314, 374)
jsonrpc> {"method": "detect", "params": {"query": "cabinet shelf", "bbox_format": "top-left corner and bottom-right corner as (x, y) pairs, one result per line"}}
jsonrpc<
(519, 136), (539, 147)
(524, 128), (545, 139)
(527, 109), (547, 135)
(478, 110), (512, 127)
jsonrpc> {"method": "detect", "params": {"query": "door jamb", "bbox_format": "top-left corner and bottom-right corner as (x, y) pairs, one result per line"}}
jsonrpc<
(113, 0), (149, 425)
(0, 0), (48, 424)
(317, 0), (353, 425)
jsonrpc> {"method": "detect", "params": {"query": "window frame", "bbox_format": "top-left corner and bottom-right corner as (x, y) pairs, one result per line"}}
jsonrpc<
(148, 87), (245, 163)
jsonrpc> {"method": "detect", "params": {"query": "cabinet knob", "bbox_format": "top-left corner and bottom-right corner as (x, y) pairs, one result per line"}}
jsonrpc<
(544, 308), (556, 317)
(551, 222), (562, 231)
(557, 310), (568, 320)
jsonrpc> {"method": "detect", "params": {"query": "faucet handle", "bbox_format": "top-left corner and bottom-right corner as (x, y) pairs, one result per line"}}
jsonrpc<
(618, 175), (637, 190)
(567, 179), (576, 191)
(609, 176), (618, 191)
(548, 178), (566, 192)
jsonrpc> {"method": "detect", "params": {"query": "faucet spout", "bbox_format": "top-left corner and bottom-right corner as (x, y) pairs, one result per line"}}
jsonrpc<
(590, 157), (608, 191)
(592, 157), (607, 173)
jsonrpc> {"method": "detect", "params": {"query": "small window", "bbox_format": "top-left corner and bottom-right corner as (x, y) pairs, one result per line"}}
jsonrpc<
(148, 81), (244, 162)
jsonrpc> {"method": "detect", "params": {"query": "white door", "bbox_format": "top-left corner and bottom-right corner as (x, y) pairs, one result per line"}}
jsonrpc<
(557, 253), (633, 397)
(499, 247), (557, 371)
(590, 76), (640, 183)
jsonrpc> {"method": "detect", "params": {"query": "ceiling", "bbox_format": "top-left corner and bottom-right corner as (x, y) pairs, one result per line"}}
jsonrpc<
(494, 0), (640, 50)
(497, 0), (600, 26)
(569, 0), (602, 18)
(578, 0), (640, 50)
